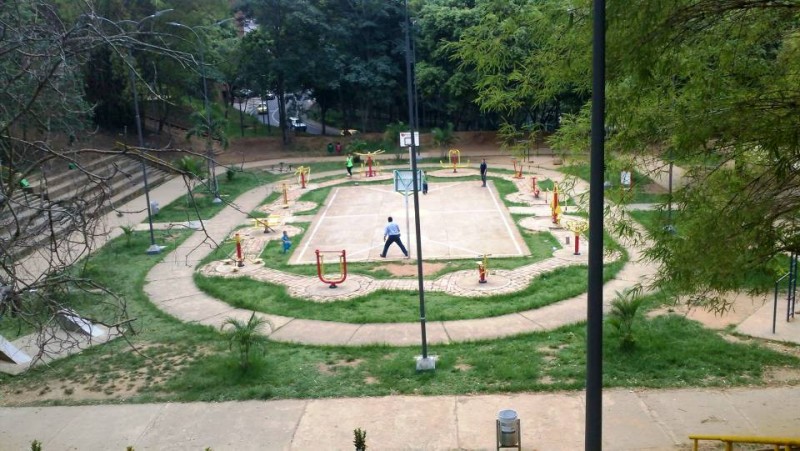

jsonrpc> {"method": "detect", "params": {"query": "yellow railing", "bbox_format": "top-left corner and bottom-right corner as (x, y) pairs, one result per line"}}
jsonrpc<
(690, 434), (800, 451)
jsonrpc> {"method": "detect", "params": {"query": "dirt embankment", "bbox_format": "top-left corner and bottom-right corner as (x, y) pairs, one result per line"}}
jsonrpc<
(218, 131), (504, 164)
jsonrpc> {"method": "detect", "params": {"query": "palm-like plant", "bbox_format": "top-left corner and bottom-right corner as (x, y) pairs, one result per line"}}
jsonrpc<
(607, 287), (645, 351)
(221, 312), (271, 369)
(119, 225), (135, 247)
(186, 111), (230, 149)
(431, 122), (456, 158)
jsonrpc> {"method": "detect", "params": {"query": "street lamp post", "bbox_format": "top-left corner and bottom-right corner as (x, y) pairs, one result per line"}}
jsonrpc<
(129, 55), (161, 255)
(404, 0), (433, 372)
(126, 10), (173, 255)
(168, 21), (222, 204)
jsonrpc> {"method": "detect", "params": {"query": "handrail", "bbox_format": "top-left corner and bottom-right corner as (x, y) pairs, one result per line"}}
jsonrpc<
(690, 434), (800, 451)
(774, 272), (789, 333)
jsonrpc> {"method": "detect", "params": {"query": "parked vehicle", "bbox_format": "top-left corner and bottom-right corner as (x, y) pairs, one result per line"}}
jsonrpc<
(288, 117), (307, 132)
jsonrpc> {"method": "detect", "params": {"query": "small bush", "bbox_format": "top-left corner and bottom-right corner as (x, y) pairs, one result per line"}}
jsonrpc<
(221, 312), (271, 369)
(608, 288), (645, 350)
(353, 428), (367, 450)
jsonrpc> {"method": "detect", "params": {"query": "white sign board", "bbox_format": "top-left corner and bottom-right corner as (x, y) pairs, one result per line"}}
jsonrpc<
(394, 170), (424, 193)
(620, 170), (632, 188)
(399, 132), (420, 148)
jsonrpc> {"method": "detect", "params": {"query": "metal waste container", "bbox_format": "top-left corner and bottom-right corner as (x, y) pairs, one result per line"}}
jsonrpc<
(496, 409), (520, 450)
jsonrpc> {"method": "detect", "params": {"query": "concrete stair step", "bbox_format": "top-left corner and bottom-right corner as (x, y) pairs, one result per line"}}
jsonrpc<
(0, 156), (174, 258)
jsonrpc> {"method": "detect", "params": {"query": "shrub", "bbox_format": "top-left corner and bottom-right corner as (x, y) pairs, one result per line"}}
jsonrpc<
(353, 428), (367, 451)
(607, 287), (645, 350)
(221, 312), (271, 369)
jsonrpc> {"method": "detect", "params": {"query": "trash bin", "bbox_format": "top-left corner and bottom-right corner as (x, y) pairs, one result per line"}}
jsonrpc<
(497, 409), (519, 449)
(149, 200), (159, 215)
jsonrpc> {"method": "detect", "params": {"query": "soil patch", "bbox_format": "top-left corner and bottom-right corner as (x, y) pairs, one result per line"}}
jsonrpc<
(216, 131), (503, 165)
(383, 262), (446, 277)
(648, 292), (768, 329)
(316, 358), (364, 375)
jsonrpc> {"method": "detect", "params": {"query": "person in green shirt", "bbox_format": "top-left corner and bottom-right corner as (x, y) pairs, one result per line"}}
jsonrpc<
(19, 176), (33, 194)
(345, 154), (354, 177)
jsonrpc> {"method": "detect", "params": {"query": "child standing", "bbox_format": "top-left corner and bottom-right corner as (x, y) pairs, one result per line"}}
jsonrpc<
(281, 231), (292, 254)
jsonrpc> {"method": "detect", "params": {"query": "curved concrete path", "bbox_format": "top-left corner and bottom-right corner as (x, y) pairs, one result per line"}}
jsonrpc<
(144, 162), (660, 346)
(142, 156), (800, 347)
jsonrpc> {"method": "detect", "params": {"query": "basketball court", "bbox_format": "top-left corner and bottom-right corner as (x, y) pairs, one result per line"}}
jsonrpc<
(289, 179), (530, 264)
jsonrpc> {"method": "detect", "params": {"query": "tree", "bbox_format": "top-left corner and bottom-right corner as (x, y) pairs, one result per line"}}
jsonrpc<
(237, 0), (323, 143)
(415, 0), (489, 130)
(0, 0), (225, 363)
(453, 0), (800, 309)
(431, 122), (457, 158)
(450, 0), (581, 133)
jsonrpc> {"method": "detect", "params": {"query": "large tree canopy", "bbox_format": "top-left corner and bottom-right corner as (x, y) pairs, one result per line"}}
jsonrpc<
(0, 0), (224, 360)
(455, 0), (800, 306)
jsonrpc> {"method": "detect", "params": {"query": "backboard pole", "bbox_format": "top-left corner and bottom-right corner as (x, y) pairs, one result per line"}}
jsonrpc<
(404, 0), (432, 370)
(405, 190), (411, 256)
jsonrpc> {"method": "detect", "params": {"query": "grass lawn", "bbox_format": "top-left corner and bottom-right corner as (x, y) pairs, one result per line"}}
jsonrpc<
(152, 170), (285, 222)
(2, 167), (796, 408)
(562, 162), (668, 204)
(2, 241), (794, 405)
(194, 261), (624, 323)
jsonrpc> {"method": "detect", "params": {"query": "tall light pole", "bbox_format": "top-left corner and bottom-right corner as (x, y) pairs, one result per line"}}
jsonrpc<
(404, 0), (433, 371)
(586, 0), (606, 449)
(127, 10), (173, 255)
(168, 21), (223, 204)
(129, 55), (161, 255)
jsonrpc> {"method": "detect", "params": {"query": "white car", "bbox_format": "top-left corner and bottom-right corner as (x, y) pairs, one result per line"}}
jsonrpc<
(256, 102), (269, 114)
(288, 117), (307, 132)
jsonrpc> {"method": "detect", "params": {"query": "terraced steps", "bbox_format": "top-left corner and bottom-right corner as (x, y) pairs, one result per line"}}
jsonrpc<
(0, 155), (174, 257)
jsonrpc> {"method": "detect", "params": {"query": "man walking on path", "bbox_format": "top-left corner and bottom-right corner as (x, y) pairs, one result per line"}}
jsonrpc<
(480, 159), (488, 187)
(380, 216), (408, 258)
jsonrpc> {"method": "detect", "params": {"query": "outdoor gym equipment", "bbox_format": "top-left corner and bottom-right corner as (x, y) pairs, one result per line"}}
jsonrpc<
(477, 254), (490, 284)
(511, 158), (524, 179)
(550, 182), (562, 224)
(565, 220), (589, 255)
(315, 249), (348, 288)
(234, 233), (245, 267)
(531, 176), (541, 198)
(355, 149), (385, 177)
(295, 166), (311, 189)
(772, 252), (798, 333)
(440, 149), (469, 173)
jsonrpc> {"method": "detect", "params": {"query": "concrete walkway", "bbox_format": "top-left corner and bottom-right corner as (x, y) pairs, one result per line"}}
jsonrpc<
(141, 160), (800, 347)
(2, 386), (798, 450)
(142, 163), (664, 346)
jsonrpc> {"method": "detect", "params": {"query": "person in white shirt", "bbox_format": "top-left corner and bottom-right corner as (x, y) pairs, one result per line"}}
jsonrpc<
(380, 216), (408, 258)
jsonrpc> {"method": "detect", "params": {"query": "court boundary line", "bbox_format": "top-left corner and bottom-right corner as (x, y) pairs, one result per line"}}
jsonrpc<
(297, 187), (339, 262)
(296, 180), (527, 262)
(487, 181), (524, 255)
